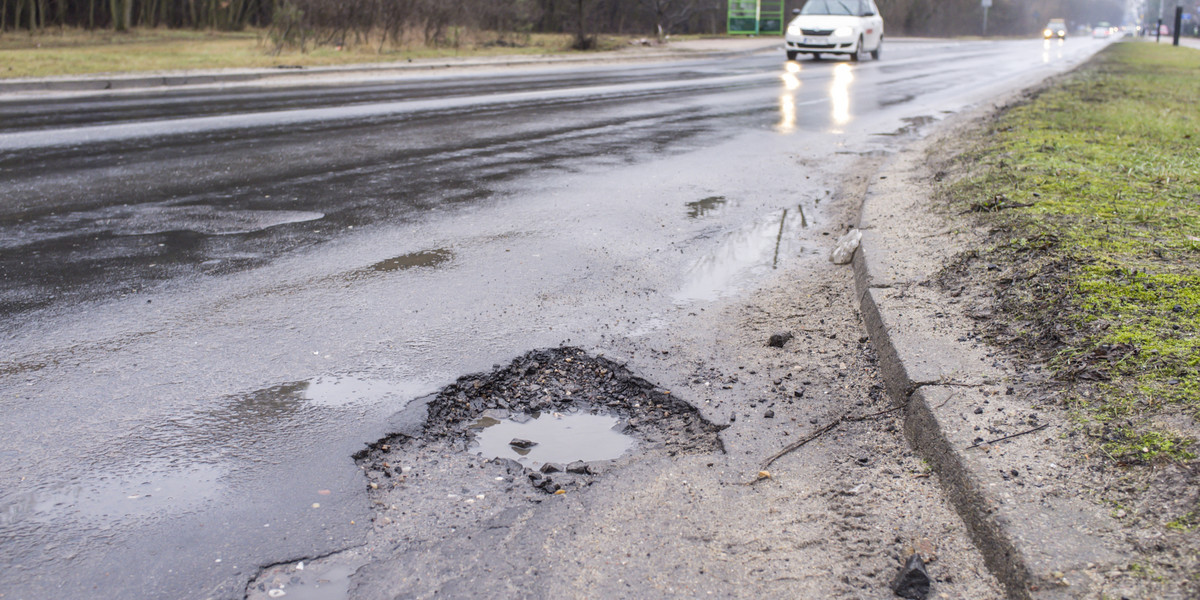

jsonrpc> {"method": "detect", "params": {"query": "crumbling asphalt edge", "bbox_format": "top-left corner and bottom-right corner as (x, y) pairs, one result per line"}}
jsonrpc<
(851, 105), (1121, 599)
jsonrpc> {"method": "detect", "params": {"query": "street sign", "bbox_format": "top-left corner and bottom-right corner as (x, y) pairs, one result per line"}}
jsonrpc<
(981, 0), (992, 7)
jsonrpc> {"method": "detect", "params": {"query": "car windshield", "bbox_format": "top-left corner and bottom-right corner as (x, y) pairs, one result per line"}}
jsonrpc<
(801, 0), (864, 16)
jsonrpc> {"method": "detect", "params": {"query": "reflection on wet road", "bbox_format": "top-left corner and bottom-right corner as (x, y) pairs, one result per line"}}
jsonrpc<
(0, 37), (1110, 599)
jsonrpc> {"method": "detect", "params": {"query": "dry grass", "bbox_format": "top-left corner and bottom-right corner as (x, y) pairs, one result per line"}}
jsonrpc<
(0, 27), (641, 78)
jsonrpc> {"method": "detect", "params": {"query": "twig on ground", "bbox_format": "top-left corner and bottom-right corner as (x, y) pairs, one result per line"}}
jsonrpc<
(759, 406), (902, 471)
(966, 423), (1050, 450)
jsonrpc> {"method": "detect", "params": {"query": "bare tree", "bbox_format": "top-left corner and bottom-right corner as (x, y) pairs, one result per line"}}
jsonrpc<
(639, 0), (693, 41)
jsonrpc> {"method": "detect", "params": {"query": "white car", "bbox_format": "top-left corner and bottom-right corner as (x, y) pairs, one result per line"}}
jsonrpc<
(785, 0), (884, 62)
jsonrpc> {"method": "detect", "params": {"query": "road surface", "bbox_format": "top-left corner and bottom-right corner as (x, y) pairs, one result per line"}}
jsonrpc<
(0, 37), (1108, 599)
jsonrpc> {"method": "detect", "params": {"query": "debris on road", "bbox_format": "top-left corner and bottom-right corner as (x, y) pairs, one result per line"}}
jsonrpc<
(830, 228), (862, 264)
(891, 553), (931, 599)
(767, 331), (793, 347)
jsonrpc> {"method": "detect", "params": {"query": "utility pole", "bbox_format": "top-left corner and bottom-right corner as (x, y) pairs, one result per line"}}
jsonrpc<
(1172, 4), (1182, 45)
(981, 0), (992, 36)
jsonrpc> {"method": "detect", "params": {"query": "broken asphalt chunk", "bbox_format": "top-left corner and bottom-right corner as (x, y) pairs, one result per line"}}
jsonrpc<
(891, 553), (931, 599)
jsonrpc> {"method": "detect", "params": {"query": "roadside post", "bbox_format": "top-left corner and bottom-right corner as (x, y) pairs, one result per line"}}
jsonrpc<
(1173, 6), (1183, 45)
(1158, 0), (1164, 41)
(981, 0), (992, 36)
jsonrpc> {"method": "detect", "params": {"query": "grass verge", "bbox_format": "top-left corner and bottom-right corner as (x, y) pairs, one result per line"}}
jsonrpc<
(935, 40), (1199, 594)
(943, 41), (1199, 462)
(0, 27), (659, 79)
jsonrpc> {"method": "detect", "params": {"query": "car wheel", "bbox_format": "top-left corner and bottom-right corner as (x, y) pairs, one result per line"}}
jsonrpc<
(786, 50), (799, 61)
(870, 37), (882, 60)
(850, 36), (864, 62)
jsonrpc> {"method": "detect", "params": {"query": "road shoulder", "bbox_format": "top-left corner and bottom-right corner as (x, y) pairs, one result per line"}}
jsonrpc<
(853, 99), (1131, 599)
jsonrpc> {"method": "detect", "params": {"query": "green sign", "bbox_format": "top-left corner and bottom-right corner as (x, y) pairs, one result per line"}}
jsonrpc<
(728, 0), (785, 35)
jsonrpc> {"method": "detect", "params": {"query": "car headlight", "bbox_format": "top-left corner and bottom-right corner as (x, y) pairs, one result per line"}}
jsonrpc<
(1043, 29), (1052, 37)
(787, 25), (801, 35)
(833, 26), (853, 37)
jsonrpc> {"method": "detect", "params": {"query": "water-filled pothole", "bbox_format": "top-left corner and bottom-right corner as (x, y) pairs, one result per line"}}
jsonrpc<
(250, 349), (726, 597)
(686, 195), (728, 218)
(469, 412), (635, 467)
(355, 347), (725, 497)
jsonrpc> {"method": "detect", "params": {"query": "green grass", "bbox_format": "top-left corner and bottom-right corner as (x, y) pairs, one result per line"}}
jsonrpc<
(0, 27), (640, 78)
(944, 42), (1200, 464)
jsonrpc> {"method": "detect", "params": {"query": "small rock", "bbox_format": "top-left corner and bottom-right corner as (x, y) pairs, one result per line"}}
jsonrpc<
(844, 483), (870, 496)
(855, 456), (870, 466)
(509, 438), (537, 449)
(565, 461), (592, 475)
(767, 332), (794, 348)
(973, 407), (984, 414)
(764, 410), (775, 419)
(891, 554), (931, 599)
(540, 463), (562, 473)
(1115, 509), (1127, 519)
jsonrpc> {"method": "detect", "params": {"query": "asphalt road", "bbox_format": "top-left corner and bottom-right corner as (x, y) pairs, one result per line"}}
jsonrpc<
(0, 37), (1109, 599)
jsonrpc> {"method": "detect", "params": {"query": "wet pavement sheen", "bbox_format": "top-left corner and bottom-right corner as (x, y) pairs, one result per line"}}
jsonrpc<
(0, 38), (1109, 598)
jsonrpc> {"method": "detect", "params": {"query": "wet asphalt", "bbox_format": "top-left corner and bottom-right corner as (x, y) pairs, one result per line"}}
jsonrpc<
(0, 38), (1109, 599)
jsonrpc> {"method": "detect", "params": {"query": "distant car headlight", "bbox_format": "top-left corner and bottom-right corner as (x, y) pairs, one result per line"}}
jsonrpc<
(1043, 29), (1053, 37)
(787, 24), (801, 35)
(833, 26), (853, 37)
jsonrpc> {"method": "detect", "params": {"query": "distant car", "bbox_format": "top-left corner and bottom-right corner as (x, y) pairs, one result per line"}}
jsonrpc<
(784, 0), (884, 62)
(1092, 26), (1111, 38)
(1043, 19), (1067, 39)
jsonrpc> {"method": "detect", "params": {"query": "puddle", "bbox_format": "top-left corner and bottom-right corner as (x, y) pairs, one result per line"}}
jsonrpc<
(5, 463), (224, 527)
(301, 376), (429, 408)
(362, 249), (452, 273)
(685, 196), (728, 218)
(248, 551), (370, 600)
(675, 207), (811, 302)
(469, 413), (635, 466)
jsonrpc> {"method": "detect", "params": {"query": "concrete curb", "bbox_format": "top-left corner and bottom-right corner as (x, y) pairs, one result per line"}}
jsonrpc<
(852, 123), (1122, 598)
(0, 43), (779, 95)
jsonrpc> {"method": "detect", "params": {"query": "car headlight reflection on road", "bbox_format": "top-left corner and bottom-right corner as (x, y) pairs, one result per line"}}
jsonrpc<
(830, 63), (854, 128)
(833, 26), (853, 37)
(777, 92), (796, 134)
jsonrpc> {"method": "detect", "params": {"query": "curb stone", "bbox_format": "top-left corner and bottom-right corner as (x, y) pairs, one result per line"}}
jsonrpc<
(852, 118), (1123, 598)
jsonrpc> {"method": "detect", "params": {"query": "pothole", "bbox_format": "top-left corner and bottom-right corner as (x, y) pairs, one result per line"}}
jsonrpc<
(355, 346), (725, 497)
(246, 348), (724, 598)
